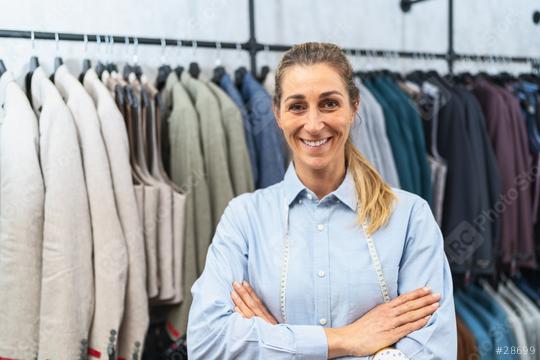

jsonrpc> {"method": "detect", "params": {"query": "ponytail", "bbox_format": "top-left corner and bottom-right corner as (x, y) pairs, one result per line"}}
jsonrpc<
(345, 138), (396, 234)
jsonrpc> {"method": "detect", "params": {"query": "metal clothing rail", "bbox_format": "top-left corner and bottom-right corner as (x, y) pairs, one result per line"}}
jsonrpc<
(0, 0), (538, 75)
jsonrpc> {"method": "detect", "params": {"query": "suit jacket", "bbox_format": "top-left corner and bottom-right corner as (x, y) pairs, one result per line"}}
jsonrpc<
(142, 83), (186, 305)
(123, 77), (175, 303)
(54, 65), (129, 357)
(31, 67), (94, 360)
(83, 69), (149, 359)
(181, 71), (234, 229)
(473, 80), (536, 269)
(0, 72), (44, 359)
(218, 73), (258, 185)
(207, 81), (254, 196)
(364, 79), (416, 192)
(105, 76), (161, 301)
(163, 72), (212, 336)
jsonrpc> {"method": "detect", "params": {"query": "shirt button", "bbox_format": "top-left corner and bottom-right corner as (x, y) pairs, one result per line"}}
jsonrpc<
(307, 193), (313, 200)
(317, 224), (324, 231)
(319, 318), (327, 326)
(299, 199), (303, 204)
(318, 270), (325, 278)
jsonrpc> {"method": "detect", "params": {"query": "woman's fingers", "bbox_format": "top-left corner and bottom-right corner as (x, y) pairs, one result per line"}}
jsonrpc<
(393, 292), (440, 317)
(392, 315), (432, 339)
(231, 289), (255, 318)
(242, 282), (278, 324)
(389, 287), (432, 308)
(394, 301), (439, 328)
(231, 281), (278, 325)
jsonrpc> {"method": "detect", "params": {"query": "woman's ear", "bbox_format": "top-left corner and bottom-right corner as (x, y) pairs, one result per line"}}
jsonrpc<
(273, 103), (284, 129)
(352, 97), (360, 122)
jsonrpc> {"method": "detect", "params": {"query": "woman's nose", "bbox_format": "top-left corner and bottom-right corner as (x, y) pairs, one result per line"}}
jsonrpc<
(303, 109), (324, 133)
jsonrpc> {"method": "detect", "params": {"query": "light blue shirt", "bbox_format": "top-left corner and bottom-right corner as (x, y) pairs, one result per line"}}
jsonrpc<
(187, 162), (457, 359)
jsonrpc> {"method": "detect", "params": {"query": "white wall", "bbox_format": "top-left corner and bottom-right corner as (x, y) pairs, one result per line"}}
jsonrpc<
(0, 0), (538, 82)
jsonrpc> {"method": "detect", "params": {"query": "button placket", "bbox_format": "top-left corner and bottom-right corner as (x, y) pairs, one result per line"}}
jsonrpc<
(314, 206), (331, 327)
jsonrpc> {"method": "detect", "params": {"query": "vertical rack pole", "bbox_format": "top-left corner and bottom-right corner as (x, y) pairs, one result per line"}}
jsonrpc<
(248, 0), (259, 75)
(448, 0), (455, 74)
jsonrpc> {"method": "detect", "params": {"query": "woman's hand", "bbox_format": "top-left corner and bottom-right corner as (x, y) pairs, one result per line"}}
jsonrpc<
(325, 287), (440, 358)
(231, 281), (278, 325)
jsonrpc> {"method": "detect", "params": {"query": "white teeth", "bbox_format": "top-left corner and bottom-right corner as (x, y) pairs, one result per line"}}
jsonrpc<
(302, 138), (329, 147)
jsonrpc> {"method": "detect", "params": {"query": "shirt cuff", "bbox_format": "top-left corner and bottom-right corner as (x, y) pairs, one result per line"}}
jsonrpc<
(395, 336), (423, 358)
(291, 325), (328, 359)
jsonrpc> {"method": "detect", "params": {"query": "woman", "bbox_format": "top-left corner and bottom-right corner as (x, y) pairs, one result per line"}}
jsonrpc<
(187, 42), (456, 359)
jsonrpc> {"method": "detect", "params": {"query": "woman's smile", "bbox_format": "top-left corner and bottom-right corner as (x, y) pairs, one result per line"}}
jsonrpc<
(299, 136), (333, 150)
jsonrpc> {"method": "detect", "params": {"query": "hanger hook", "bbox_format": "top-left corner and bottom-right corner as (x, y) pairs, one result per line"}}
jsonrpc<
(161, 38), (167, 64)
(124, 36), (130, 63)
(83, 34), (88, 56)
(215, 41), (222, 66)
(31, 31), (36, 52)
(108, 35), (113, 64)
(264, 45), (270, 66)
(236, 43), (242, 59)
(55, 32), (60, 54)
(96, 34), (101, 59)
(192, 40), (198, 57)
(133, 37), (139, 64)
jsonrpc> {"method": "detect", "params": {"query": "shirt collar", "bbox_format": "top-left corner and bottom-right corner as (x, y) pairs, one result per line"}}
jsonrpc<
(283, 162), (358, 211)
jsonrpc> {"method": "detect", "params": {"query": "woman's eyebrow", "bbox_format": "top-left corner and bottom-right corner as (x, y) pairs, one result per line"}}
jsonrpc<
(320, 90), (343, 98)
(284, 90), (344, 102)
(284, 94), (305, 102)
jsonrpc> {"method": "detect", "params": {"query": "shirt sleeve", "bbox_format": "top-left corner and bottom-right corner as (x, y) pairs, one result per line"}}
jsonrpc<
(394, 199), (458, 359)
(186, 198), (329, 360)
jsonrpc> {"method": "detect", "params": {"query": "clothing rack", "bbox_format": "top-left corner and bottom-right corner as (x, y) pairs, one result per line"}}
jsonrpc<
(0, 0), (538, 75)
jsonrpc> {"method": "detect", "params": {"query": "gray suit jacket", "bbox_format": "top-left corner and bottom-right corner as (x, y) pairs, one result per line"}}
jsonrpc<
(180, 72), (234, 230)
(163, 73), (212, 336)
(0, 71), (44, 359)
(83, 69), (149, 359)
(55, 65), (129, 357)
(207, 81), (254, 196)
(32, 67), (94, 360)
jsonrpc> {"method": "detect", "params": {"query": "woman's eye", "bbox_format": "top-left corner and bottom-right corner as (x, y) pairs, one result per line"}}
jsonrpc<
(321, 100), (339, 109)
(289, 103), (306, 112)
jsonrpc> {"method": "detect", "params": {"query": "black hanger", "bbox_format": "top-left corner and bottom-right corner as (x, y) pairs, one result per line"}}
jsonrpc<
(123, 63), (134, 81)
(95, 61), (106, 79)
(188, 61), (200, 79)
(156, 64), (172, 91)
(212, 65), (226, 84)
(54, 56), (63, 71)
(258, 65), (270, 83)
(134, 64), (143, 80)
(25, 55), (40, 101)
(0, 59), (6, 77)
(79, 58), (92, 83)
(235, 66), (248, 87)
(174, 65), (184, 79)
(107, 62), (118, 74)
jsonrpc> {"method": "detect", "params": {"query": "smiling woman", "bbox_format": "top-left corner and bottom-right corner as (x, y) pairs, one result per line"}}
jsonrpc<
(186, 42), (457, 359)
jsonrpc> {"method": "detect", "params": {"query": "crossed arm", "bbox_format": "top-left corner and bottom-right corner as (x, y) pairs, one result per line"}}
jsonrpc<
(231, 280), (440, 358)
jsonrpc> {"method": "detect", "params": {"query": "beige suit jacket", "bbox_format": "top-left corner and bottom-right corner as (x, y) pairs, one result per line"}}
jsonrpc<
(0, 71), (44, 359)
(55, 65), (128, 357)
(83, 69), (149, 359)
(32, 67), (94, 360)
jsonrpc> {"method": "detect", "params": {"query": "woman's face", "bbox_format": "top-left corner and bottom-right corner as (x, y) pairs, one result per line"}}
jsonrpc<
(274, 63), (358, 172)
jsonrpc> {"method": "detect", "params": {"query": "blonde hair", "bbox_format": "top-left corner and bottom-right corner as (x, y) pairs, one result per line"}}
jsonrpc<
(274, 42), (396, 234)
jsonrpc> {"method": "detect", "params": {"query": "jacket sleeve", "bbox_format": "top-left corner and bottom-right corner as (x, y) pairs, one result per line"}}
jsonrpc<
(186, 199), (328, 360)
(394, 199), (458, 360)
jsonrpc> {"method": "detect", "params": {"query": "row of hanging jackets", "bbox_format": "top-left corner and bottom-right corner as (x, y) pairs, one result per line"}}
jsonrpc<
(0, 64), (152, 360)
(346, 71), (539, 278)
(0, 55), (288, 359)
(455, 275), (540, 360)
